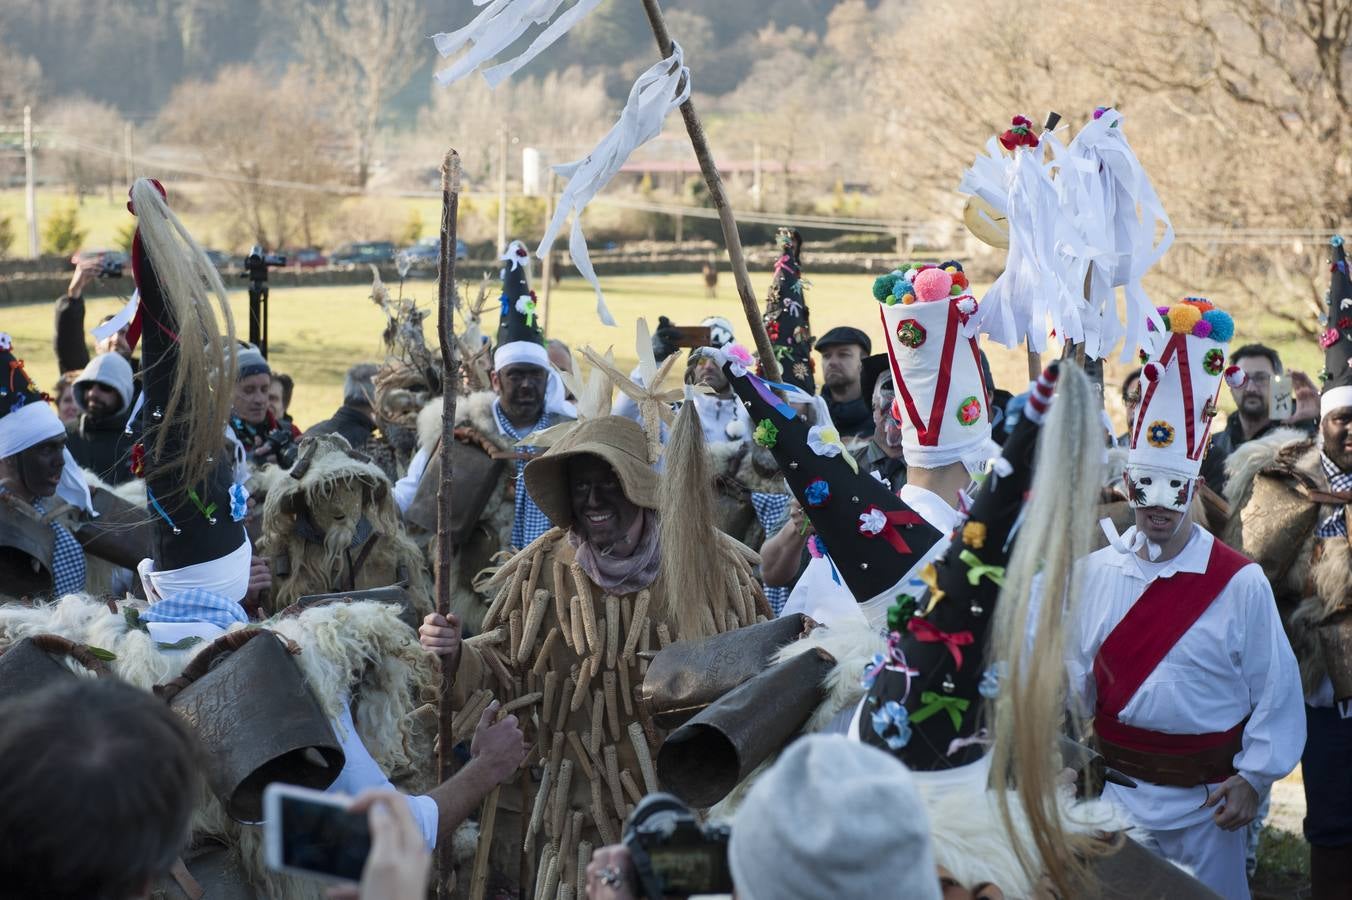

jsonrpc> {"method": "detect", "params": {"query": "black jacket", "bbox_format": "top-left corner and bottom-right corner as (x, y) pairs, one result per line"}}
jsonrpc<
(66, 411), (139, 486)
(822, 388), (875, 439)
(54, 293), (142, 378)
(303, 403), (377, 452)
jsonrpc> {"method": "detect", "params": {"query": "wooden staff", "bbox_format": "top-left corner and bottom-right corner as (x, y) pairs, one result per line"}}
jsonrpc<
(637, 0), (781, 382)
(434, 149), (463, 900)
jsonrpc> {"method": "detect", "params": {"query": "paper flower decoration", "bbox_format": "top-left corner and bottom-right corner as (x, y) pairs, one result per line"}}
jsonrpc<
(858, 506), (888, 536)
(979, 666), (1003, 700)
(804, 478), (831, 508)
(1203, 348), (1225, 376)
(753, 419), (779, 448)
(895, 319), (926, 349)
(871, 700), (912, 751)
(955, 395), (983, 426)
(0, 334), (11, 352)
(229, 483), (249, 523)
(1146, 420), (1175, 448)
(1322, 328), (1342, 349)
(998, 114), (1039, 151)
(807, 424), (843, 458)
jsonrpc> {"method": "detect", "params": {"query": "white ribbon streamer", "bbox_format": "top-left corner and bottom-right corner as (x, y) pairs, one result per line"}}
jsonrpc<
(536, 44), (692, 327)
(1098, 518), (1162, 561)
(433, 0), (598, 87)
(91, 291), (138, 342)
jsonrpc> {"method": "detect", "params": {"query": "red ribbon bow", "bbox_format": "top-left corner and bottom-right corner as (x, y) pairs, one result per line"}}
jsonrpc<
(907, 617), (975, 669)
(858, 506), (926, 555)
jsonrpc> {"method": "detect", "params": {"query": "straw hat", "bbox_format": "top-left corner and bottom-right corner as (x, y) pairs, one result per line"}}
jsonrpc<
(523, 416), (659, 527)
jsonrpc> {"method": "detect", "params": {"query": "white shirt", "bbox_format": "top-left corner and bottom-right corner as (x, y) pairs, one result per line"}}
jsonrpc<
(394, 447), (430, 515)
(1066, 525), (1305, 830)
(781, 483), (961, 631)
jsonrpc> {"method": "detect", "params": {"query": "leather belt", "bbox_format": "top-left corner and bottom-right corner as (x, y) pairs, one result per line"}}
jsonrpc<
(1094, 715), (1245, 788)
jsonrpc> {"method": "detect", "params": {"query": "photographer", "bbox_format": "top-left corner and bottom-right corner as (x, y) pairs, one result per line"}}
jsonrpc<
(230, 343), (300, 469)
(305, 363), (380, 450)
(53, 258), (140, 376)
(583, 735), (941, 900)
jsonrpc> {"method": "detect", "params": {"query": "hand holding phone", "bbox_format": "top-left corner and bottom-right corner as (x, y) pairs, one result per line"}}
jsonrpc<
(324, 791), (431, 900)
(264, 783), (372, 884)
(1269, 372), (1296, 421)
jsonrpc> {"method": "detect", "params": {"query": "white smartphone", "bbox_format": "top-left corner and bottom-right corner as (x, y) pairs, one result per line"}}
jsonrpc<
(1270, 372), (1296, 421)
(262, 782), (371, 884)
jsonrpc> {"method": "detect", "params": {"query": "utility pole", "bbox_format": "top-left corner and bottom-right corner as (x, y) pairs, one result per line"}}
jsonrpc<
(540, 170), (557, 336)
(123, 122), (134, 185)
(24, 105), (38, 259)
(496, 127), (508, 252)
(752, 141), (763, 213)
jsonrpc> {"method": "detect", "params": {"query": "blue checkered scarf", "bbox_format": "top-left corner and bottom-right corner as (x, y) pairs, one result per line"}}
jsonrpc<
(751, 491), (792, 615)
(139, 588), (251, 630)
(493, 402), (555, 550)
(1316, 453), (1352, 538)
(25, 495), (86, 598)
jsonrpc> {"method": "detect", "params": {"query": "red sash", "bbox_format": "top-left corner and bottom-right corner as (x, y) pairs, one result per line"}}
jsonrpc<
(1092, 538), (1250, 756)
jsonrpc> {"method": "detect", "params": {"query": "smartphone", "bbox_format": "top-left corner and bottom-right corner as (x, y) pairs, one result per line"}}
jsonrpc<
(263, 782), (371, 884)
(1270, 372), (1296, 421)
(670, 326), (713, 349)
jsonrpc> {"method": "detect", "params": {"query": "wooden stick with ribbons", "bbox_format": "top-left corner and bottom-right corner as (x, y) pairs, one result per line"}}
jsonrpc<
(637, 0), (781, 382)
(434, 148), (463, 900)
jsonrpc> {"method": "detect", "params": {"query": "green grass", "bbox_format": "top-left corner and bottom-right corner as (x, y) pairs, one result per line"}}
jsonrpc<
(2, 270), (1322, 430)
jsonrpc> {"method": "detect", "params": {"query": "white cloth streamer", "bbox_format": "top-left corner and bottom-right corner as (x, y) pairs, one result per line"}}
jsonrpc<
(91, 291), (139, 341)
(536, 44), (692, 327)
(433, 0), (602, 87)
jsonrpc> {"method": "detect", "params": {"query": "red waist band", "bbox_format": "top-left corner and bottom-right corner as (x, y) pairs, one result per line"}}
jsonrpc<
(1094, 713), (1245, 756)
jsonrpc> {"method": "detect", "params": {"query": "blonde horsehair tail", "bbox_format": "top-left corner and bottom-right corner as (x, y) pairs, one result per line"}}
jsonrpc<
(989, 364), (1105, 897)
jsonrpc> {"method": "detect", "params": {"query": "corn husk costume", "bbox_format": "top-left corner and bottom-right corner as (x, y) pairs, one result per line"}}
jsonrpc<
(0, 180), (442, 900)
(449, 399), (767, 895)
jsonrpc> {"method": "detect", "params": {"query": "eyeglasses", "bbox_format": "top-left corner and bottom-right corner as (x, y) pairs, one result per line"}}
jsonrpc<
(1244, 372), (1272, 387)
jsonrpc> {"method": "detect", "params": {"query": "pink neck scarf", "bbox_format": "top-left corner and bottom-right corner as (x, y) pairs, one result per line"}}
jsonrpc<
(569, 508), (661, 595)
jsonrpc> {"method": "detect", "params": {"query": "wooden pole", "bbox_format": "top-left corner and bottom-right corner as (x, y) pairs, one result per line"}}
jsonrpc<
(541, 170), (558, 336)
(434, 149), (463, 900)
(637, 0), (781, 382)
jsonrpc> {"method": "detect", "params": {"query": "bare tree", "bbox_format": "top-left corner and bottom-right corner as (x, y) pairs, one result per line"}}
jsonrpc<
(158, 66), (348, 249)
(40, 97), (126, 203)
(275, 0), (424, 189)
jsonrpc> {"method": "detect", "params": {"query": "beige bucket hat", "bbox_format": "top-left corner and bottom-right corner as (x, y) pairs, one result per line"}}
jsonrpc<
(523, 416), (659, 528)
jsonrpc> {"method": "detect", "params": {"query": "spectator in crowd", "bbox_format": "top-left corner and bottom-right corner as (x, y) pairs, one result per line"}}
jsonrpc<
(583, 735), (941, 900)
(52, 373), (80, 425)
(65, 352), (138, 485)
(546, 339), (574, 376)
(305, 363), (379, 450)
(814, 326), (874, 439)
(230, 343), (300, 468)
(269, 372), (296, 429)
(1118, 367), (1142, 445)
(0, 679), (201, 900)
(685, 350), (752, 444)
(850, 368), (906, 489)
(53, 259), (139, 375)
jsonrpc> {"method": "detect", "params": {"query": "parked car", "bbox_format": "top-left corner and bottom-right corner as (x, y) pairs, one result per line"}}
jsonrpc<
(70, 249), (130, 278)
(397, 236), (467, 271)
(203, 249), (235, 272)
(329, 241), (396, 266)
(286, 248), (328, 268)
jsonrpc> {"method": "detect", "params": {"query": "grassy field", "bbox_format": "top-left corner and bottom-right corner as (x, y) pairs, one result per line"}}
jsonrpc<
(2, 269), (1322, 430)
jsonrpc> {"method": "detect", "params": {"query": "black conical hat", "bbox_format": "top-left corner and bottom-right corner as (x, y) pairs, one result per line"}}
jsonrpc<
(131, 185), (247, 571)
(0, 337), (48, 418)
(1322, 236), (1352, 393)
(496, 239), (544, 347)
(856, 363), (1059, 771)
(762, 228), (816, 393)
(723, 353), (943, 605)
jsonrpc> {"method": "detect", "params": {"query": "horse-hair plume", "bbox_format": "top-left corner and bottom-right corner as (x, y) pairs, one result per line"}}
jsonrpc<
(131, 178), (236, 497)
(655, 387), (721, 640)
(989, 364), (1107, 897)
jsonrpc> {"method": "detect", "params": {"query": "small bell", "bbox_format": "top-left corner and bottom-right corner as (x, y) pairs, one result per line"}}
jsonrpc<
(941, 673), (956, 694)
(860, 562), (869, 570)
(970, 598), (984, 616)
(152, 406), (165, 422)
(851, 496), (860, 503)
(789, 461), (799, 470)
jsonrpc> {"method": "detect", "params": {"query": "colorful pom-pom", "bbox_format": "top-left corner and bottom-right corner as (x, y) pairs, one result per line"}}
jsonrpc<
(913, 268), (953, 303)
(804, 478), (831, 508)
(873, 273), (899, 302)
(1168, 304), (1202, 334)
(1142, 362), (1164, 384)
(1224, 365), (1247, 389)
(1191, 320), (1213, 339)
(1333, 235), (1345, 249)
(1201, 309), (1235, 343)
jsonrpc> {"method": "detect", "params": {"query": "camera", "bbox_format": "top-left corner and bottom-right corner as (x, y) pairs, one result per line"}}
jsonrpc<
(256, 427), (298, 468)
(622, 793), (733, 899)
(99, 258), (123, 279)
(244, 246), (287, 277)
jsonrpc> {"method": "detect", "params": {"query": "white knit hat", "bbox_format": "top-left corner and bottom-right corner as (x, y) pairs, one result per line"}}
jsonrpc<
(728, 735), (941, 900)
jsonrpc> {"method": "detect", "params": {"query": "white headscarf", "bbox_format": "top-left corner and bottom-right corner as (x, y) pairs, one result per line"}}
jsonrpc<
(0, 401), (94, 514)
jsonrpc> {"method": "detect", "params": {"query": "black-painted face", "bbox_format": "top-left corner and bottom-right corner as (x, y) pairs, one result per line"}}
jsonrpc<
(567, 454), (641, 549)
(1323, 407), (1352, 472)
(15, 437), (67, 499)
(495, 364), (547, 425)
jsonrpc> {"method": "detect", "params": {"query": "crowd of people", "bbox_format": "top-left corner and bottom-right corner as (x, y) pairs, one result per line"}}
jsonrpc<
(0, 164), (1349, 900)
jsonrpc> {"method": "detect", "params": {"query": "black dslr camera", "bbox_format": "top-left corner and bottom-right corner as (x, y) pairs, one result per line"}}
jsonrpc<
(244, 246), (287, 280)
(622, 793), (733, 899)
(256, 427), (298, 468)
(98, 257), (123, 278)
